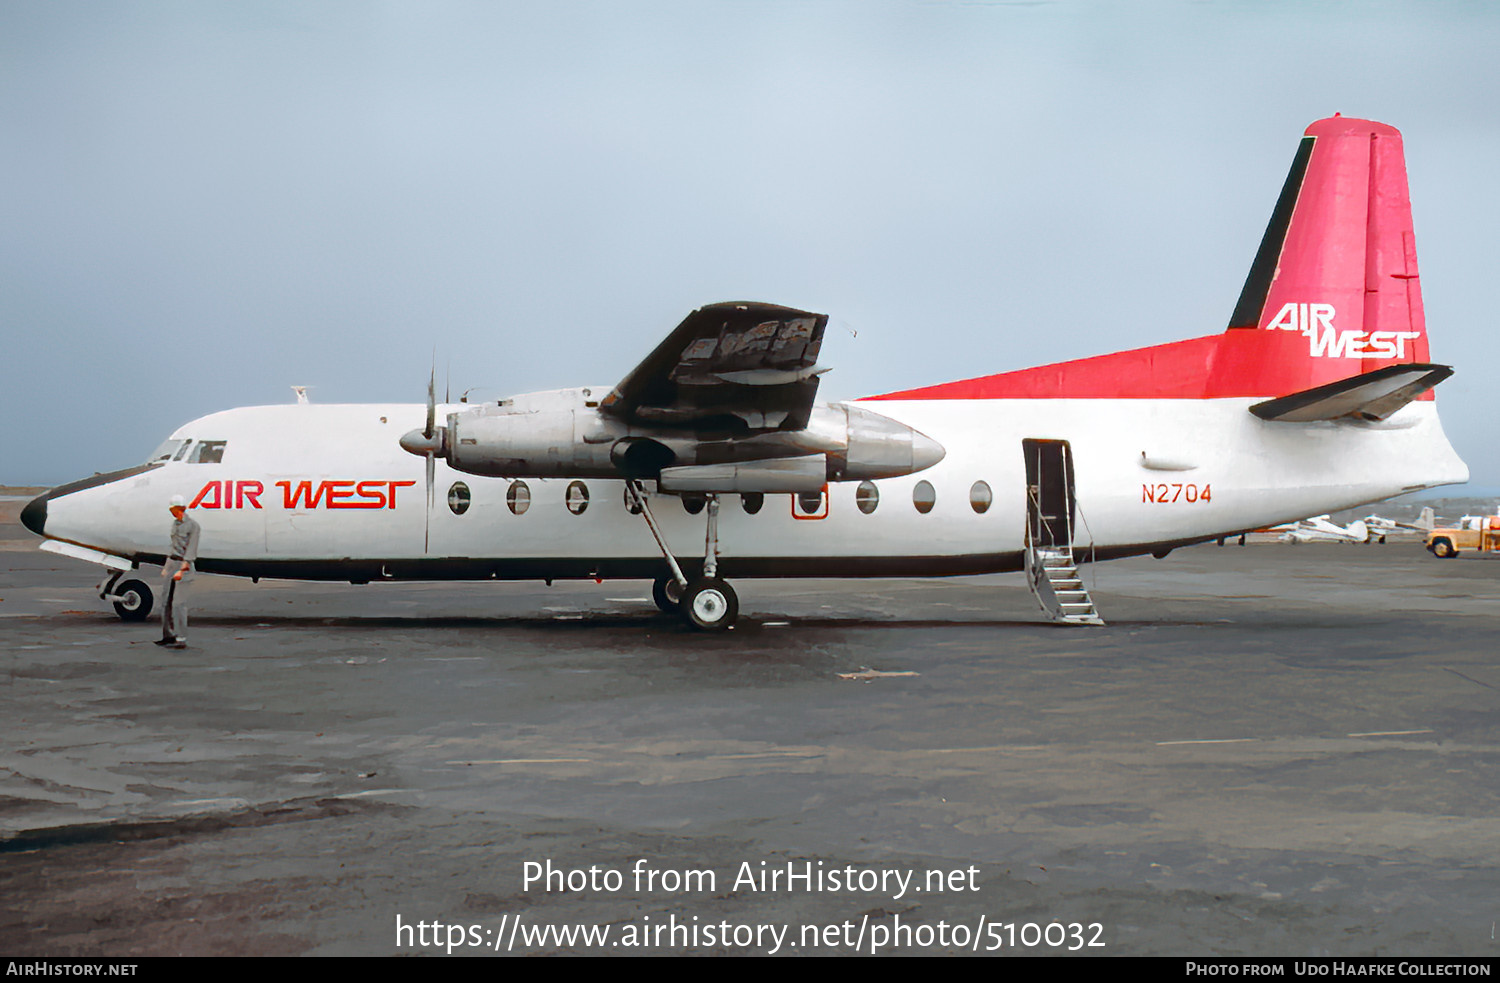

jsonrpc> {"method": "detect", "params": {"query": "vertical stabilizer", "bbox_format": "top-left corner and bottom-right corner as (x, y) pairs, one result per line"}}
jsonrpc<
(1217, 116), (1430, 395)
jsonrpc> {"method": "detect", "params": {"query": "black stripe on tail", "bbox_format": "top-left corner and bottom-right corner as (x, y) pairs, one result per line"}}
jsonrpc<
(1228, 136), (1315, 330)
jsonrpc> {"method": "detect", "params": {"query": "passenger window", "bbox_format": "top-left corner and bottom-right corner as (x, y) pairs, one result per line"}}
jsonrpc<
(740, 493), (763, 515)
(507, 481), (531, 515)
(682, 494), (706, 515)
(792, 489), (828, 519)
(913, 480), (936, 514)
(447, 482), (471, 515)
(566, 481), (590, 515)
(855, 481), (879, 515)
(969, 480), (992, 514)
(190, 441), (227, 464)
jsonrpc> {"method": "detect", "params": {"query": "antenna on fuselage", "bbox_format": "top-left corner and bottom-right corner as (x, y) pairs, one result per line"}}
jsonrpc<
(291, 386), (311, 405)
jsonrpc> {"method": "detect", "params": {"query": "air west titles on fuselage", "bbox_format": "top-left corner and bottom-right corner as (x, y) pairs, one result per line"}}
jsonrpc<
(187, 479), (418, 510)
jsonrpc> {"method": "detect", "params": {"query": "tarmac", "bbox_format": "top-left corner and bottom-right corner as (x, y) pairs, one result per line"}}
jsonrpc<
(1, 499), (1498, 957)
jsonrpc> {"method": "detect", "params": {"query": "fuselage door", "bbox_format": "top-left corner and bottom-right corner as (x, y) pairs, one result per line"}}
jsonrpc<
(1022, 438), (1075, 548)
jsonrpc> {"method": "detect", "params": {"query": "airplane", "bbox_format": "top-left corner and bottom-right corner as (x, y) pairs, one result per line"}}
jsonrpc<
(1362, 506), (1438, 542)
(19, 115), (1469, 631)
(1278, 515), (1372, 544)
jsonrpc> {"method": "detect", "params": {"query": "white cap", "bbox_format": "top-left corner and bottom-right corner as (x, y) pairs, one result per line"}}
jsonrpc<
(169, 495), (186, 509)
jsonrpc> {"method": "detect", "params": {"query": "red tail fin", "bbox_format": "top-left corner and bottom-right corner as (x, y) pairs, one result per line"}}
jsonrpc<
(1216, 115), (1429, 394)
(868, 116), (1435, 403)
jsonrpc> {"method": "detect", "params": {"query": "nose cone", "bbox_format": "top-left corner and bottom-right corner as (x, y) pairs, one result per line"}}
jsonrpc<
(399, 428), (437, 457)
(910, 430), (946, 473)
(20, 493), (47, 536)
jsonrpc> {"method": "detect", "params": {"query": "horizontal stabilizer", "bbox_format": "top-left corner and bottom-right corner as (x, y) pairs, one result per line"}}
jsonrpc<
(1249, 363), (1453, 422)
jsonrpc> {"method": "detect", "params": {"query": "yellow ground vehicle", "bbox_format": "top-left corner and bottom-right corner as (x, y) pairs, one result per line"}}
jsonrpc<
(1426, 515), (1500, 558)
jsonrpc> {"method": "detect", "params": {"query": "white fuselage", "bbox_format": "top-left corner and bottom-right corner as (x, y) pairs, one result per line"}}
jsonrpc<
(35, 395), (1468, 582)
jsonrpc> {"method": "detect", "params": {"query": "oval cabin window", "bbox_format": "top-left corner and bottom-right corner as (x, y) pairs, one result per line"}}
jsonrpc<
(969, 480), (992, 514)
(448, 482), (471, 515)
(507, 481), (531, 515)
(566, 481), (590, 515)
(913, 480), (936, 514)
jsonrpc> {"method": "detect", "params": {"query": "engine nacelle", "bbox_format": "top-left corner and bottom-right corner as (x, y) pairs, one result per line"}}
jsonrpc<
(446, 403), (625, 477)
(402, 388), (944, 488)
(826, 404), (946, 481)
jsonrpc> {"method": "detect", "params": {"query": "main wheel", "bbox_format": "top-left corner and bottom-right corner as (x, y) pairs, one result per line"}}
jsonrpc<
(652, 575), (684, 614)
(113, 579), (154, 621)
(680, 577), (738, 631)
(1431, 538), (1457, 559)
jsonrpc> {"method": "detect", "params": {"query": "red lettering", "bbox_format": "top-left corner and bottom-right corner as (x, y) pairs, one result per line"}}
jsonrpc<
(354, 480), (388, 509)
(1140, 482), (1212, 505)
(189, 481), (221, 509)
(323, 481), (357, 508)
(276, 480), (326, 510)
(237, 480), (263, 509)
(387, 480), (416, 509)
(274, 478), (417, 510)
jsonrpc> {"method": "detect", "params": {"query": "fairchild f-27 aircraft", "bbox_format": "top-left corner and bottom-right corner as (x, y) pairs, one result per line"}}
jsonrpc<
(21, 115), (1467, 630)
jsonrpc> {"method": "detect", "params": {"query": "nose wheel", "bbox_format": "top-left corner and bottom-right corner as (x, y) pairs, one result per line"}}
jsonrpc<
(102, 574), (154, 622)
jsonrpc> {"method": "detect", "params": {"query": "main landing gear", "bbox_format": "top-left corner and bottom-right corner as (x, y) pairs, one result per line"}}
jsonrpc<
(628, 480), (739, 631)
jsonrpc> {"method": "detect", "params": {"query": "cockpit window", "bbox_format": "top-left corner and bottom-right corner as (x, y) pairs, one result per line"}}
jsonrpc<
(190, 440), (227, 464)
(146, 439), (189, 463)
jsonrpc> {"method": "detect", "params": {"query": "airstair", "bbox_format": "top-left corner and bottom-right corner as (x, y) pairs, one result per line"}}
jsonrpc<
(1022, 438), (1105, 626)
(1025, 542), (1104, 626)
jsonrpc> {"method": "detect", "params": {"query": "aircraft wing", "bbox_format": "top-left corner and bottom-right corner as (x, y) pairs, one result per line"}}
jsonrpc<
(599, 302), (829, 433)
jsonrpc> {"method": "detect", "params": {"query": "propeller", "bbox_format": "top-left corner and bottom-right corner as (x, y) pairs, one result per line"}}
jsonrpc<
(398, 359), (446, 553)
(424, 366), (436, 552)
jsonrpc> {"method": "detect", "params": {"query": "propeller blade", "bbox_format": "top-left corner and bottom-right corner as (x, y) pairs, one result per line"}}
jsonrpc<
(425, 366), (436, 439)
(424, 446), (435, 553)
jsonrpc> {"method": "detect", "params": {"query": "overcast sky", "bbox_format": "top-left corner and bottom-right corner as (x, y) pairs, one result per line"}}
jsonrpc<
(3, 0), (1497, 487)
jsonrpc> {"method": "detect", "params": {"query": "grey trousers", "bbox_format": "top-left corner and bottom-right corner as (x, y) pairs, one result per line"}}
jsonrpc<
(161, 573), (191, 640)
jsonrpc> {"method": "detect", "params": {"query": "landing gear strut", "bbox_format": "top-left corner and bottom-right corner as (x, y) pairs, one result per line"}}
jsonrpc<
(627, 480), (738, 631)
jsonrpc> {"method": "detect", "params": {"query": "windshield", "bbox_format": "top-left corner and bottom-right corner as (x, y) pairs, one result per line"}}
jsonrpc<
(145, 439), (188, 464)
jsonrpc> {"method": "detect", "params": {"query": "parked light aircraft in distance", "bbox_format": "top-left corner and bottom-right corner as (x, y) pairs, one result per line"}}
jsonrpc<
(1362, 507), (1437, 541)
(21, 116), (1468, 630)
(1278, 514), (1373, 544)
(1276, 506), (1436, 543)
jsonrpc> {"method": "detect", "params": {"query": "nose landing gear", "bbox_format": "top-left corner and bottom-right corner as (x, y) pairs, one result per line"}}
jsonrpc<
(101, 572), (154, 622)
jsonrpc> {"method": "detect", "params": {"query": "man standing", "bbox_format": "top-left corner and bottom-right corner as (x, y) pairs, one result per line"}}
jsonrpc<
(157, 495), (201, 649)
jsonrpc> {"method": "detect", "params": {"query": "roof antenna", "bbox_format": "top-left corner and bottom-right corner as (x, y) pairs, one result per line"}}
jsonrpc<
(291, 385), (311, 404)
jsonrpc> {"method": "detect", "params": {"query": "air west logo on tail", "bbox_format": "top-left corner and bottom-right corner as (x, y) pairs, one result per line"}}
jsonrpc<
(1264, 302), (1421, 359)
